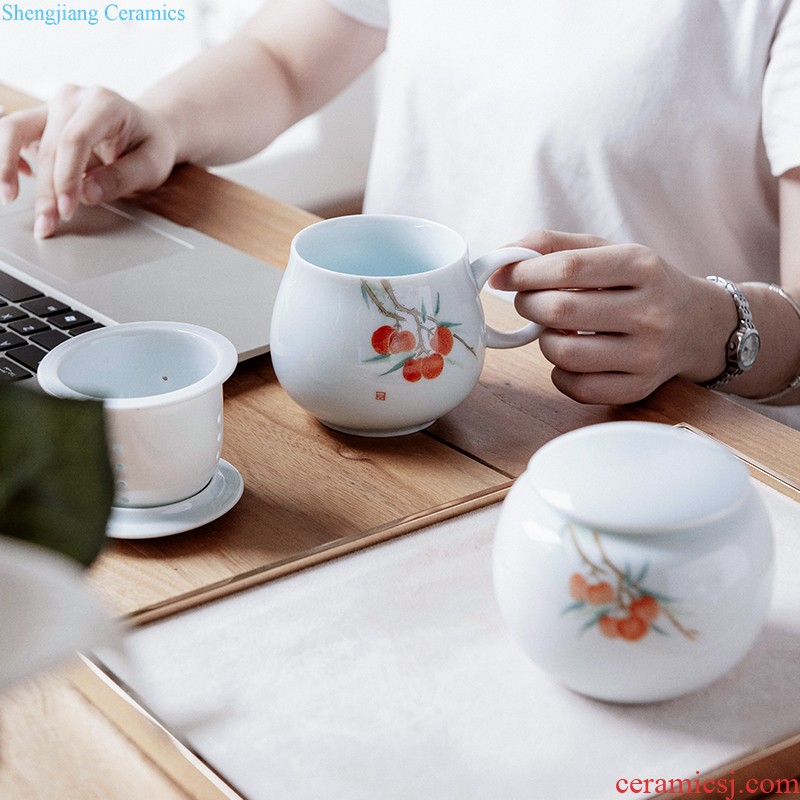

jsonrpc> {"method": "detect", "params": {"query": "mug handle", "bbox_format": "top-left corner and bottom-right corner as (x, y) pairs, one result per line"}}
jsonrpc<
(470, 246), (544, 349)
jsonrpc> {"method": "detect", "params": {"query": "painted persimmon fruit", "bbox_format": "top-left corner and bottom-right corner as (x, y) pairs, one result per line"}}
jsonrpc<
(420, 353), (445, 379)
(630, 595), (660, 622)
(389, 329), (417, 354)
(402, 358), (423, 382)
(617, 614), (649, 641)
(429, 325), (454, 355)
(569, 572), (589, 602)
(598, 615), (619, 638)
(371, 325), (396, 355)
(586, 581), (615, 605)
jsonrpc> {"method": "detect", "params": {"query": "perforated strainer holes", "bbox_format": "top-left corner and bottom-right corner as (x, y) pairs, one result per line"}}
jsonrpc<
(111, 443), (130, 505)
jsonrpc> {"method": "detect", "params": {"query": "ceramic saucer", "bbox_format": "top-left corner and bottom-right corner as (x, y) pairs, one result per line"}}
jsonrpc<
(106, 459), (244, 540)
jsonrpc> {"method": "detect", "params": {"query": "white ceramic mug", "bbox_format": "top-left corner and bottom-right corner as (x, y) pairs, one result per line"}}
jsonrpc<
(37, 321), (238, 508)
(270, 214), (543, 436)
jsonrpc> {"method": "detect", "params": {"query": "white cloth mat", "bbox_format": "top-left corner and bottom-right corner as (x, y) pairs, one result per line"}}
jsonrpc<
(101, 482), (800, 799)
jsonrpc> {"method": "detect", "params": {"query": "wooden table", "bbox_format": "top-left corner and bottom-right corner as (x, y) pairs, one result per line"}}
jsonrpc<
(2, 84), (799, 800)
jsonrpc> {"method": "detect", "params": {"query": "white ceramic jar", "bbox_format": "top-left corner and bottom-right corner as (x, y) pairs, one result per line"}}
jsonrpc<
(493, 421), (774, 703)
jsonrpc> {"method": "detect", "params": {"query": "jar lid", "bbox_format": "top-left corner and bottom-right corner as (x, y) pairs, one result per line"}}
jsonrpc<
(524, 422), (750, 533)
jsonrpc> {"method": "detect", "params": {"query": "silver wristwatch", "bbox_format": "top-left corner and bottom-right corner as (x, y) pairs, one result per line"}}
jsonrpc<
(700, 276), (761, 390)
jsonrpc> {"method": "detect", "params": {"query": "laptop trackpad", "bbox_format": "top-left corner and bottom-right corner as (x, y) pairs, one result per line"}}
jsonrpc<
(0, 203), (189, 283)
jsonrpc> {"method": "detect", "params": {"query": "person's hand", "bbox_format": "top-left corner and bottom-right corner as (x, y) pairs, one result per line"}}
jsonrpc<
(0, 84), (178, 238)
(490, 230), (733, 405)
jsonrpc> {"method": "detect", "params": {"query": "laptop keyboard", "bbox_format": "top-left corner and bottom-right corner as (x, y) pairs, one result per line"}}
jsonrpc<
(0, 268), (103, 381)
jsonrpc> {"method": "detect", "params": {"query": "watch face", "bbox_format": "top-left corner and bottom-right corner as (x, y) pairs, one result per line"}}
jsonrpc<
(739, 330), (761, 369)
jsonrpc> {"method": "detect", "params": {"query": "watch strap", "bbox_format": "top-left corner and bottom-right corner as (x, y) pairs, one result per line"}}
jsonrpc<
(699, 276), (759, 390)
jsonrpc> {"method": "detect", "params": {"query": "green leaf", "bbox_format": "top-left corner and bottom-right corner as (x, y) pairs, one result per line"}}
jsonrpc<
(434, 293), (441, 316)
(362, 354), (391, 363)
(644, 589), (677, 604)
(580, 607), (612, 633)
(380, 357), (412, 376)
(561, 600), (585, 614)
(650, 623), (670, 636)
(623, 563), (633, 585)
(0, 384), (113, 567)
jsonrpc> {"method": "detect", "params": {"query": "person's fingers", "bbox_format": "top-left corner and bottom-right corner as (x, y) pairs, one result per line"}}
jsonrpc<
(35, 85), (129, 230)
(33, 86), (87, 236)
(514, 228), (612, 255)
(537, 328), (662, 375)
(491, 241), (654, 293)
(0, 105), (48, 203)
(486, 230), (703, 405)
(549, 365), (662, 406)
(17, 156), (33, 177)
(512, 281), (671, 336)
(489, 229), (611, 289)
(25, 85), (172, 237)
(80, 132), (174, 207)
(51, 86), (135, 218)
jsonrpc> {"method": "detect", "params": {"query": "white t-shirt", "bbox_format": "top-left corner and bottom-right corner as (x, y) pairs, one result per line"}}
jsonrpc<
(326, 0), (800, 282)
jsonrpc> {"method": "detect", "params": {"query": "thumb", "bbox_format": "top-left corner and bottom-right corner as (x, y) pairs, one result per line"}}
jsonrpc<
(80, 144), (172, 205)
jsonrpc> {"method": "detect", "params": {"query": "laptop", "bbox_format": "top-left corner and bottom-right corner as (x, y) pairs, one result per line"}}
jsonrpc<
(0, 175), (286, 383)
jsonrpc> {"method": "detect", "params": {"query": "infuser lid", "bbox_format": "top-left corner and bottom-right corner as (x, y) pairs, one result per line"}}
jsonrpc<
(524, 422), (750, 533)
